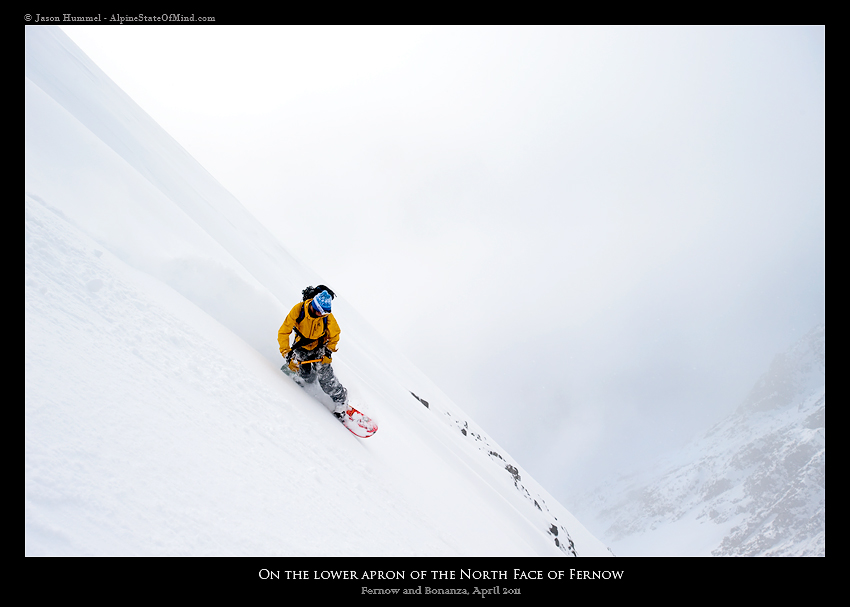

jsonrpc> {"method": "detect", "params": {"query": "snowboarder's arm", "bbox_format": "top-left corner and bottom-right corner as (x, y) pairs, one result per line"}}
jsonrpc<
(325, 314), (341, 352)
(278, 302), (302, 356)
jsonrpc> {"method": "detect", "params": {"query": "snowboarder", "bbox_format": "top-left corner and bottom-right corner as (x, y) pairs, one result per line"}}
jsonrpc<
(278, 286), (349, 419)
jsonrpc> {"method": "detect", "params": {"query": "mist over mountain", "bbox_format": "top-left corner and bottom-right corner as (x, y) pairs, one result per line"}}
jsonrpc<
(569, 325), (825, 556)
(25, 25), (824, 561)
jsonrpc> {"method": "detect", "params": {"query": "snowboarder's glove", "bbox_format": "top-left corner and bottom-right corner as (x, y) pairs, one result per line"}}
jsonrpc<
(322, 353), (332, 364)
(288, 359), (299, 373)
(282, 348), (292, 360)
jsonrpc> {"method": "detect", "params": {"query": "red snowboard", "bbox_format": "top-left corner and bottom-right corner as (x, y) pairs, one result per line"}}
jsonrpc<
(342, 406), (378, 438)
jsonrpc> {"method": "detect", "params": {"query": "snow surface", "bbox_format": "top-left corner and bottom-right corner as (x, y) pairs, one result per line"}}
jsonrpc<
(24, 26), (610, 557)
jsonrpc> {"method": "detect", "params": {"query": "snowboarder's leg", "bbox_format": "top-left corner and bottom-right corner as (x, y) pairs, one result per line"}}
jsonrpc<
(317, 362), (348, 413)
(299, 362), (318, 384)
(289, 349), (319, 385)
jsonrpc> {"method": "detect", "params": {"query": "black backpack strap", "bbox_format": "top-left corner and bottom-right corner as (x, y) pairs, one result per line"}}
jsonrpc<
(290, 302), (328, 351)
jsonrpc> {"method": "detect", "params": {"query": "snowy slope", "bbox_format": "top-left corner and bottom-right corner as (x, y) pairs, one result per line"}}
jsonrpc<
(570, 325), (825, 556)
(24, 26), (609, 557)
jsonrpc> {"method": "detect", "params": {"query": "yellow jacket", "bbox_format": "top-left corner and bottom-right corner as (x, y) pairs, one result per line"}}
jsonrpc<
(278, 299), (341, 355)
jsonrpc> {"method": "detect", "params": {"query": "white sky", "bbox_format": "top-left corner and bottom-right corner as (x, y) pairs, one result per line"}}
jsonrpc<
(56, 25), (825, 497)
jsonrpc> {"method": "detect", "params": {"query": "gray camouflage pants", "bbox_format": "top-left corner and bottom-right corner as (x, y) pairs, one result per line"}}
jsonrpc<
(291, 347), (348, 406)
